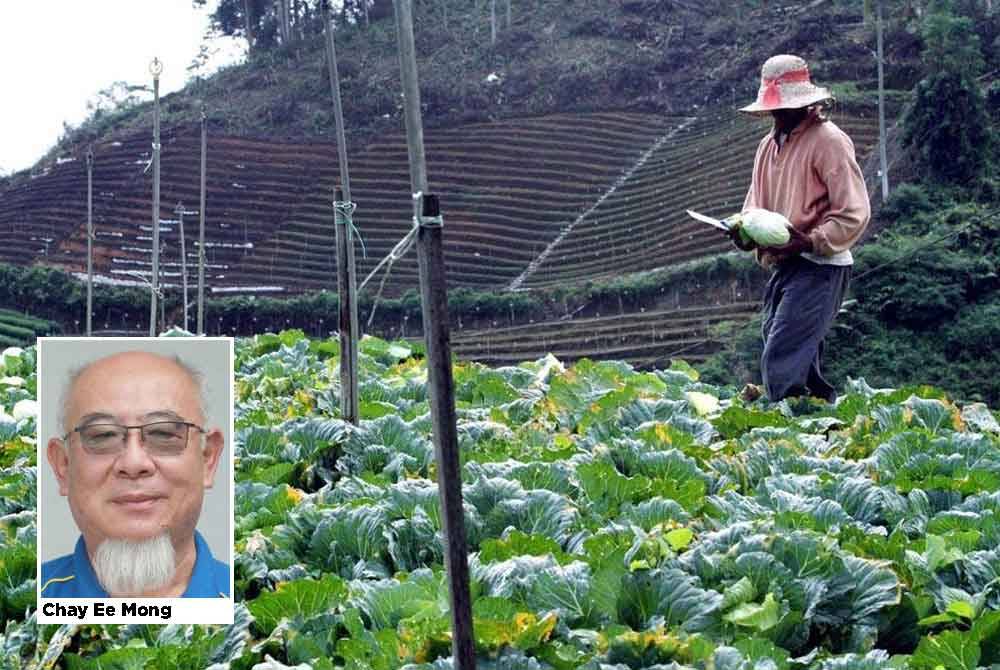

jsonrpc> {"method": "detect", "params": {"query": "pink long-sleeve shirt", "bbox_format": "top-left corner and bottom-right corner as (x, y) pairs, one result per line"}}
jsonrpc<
(742, 113), (871, 263)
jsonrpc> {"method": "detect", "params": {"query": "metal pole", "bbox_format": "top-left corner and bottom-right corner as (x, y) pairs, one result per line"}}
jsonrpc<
(86, 146), (93, 337)
(393, 2), (475, 668)
(149, 58), (163, 337)
(198, 105), (207, 335)
(324, 3), (360, 424)
(177, 202), (189, 332)
(876, 0), (889, 201)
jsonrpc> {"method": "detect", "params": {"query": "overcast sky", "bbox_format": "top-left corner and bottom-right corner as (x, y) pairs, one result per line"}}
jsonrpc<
(0, 1), (243, 175)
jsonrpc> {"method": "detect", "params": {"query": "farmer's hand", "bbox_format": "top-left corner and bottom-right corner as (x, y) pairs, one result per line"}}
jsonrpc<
(763, 226), (813, 256)
(726, 227), (756, 252)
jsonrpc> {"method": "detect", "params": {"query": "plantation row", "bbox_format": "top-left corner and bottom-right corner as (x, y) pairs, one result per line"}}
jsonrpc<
(449, 302), (760, 368)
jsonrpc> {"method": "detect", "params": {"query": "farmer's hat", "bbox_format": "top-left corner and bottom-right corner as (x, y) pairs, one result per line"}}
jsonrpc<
(739, 54), (833, 114)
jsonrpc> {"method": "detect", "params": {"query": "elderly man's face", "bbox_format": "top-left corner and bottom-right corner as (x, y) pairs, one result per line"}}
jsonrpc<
(47, 352), (223, 553)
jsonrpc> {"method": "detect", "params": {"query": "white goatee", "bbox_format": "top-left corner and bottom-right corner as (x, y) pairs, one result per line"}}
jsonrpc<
(92, 533), (176, 596)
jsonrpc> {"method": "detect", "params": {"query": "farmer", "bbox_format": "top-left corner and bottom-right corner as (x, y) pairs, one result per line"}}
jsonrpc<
(41, 351), (229, 598)
(733, 54), (870, 403)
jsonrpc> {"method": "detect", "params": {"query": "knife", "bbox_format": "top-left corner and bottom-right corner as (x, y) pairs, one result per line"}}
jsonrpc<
(686, 209), (733, 232)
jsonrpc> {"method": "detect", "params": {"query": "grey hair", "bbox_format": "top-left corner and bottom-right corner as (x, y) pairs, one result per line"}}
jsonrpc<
(58, 352), (210, 434)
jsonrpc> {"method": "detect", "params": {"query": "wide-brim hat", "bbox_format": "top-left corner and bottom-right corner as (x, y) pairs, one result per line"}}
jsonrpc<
(739, 54), (833, 114)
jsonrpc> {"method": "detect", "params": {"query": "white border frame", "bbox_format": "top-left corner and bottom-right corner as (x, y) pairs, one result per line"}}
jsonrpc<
(36, 337), (234, 624)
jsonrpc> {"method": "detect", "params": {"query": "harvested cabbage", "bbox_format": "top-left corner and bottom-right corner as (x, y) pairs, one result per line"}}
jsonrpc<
(739, 209), (792, 247)
(12, 399), (37, 421)
(684, 391), (719, 416)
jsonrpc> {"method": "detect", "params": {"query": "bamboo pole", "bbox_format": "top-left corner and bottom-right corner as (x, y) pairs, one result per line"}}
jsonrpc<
(149, 58), (162, 337)
(394, 2), (475, 667)
(198, 105), (207, 336)
(86, 146), (93, 337)
(323, 3), (360, 425)
(876, 0), (889, 201)
(176, 203), (189, 332)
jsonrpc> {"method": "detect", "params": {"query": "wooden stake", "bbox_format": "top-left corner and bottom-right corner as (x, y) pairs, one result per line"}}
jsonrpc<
(176, 202), (189, 333)
(150, 59), (162, 337)
(394, 2), (475, 667)
(876, 0), (889, 201)
(419, 193), (476, 670)
(324, 4), (360, 425)
(334, 186), (360, 425)
(86, 146), (93, 337)
(198, 106), (207, 336)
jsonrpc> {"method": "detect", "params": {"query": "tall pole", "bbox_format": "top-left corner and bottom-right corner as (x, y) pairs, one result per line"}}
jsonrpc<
(490, 0), (497, 45)
(394, 2), (475, 668)
(86, 146), (94, 337)
(198, 104), (207, 335)
(876, 0), (889, 201)
(176, 202), (189, 333)
(149, 58), (163, 337)
(324, 2), (360, 425)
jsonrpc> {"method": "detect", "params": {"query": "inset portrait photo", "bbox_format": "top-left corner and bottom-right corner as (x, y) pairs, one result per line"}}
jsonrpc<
(37, 338), (233, 624)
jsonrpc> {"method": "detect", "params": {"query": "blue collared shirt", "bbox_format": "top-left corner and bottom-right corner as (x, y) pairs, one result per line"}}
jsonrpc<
(40, 531), (229, 598)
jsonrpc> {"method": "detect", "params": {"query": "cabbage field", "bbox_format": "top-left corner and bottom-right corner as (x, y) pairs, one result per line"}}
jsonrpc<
(3, 333), (1000, 669)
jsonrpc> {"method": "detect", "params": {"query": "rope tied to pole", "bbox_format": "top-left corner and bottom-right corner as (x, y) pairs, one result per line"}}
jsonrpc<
(361, 193), (445, 328)
(143, 142), (162, 175)
(362, 219), (419, 328)
(417, 213), (444, 228)
(333, 199), (367, 258)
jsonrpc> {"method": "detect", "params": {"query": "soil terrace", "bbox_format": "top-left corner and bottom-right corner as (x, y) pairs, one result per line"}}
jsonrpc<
(448, 302), (761, 369)
(1, 109), (878, 300)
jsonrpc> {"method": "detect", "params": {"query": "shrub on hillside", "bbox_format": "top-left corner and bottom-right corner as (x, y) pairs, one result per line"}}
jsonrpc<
(944, 298), (1000, 360)
(853, 235), (971, 327)
(903, 71), (993, 186)
(902, 0), (993, 187)
(878, 182), (933, 227)
(698, 313), (763, 389)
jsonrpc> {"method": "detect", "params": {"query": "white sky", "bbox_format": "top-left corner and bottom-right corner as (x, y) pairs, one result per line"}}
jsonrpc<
(0, 1), (244, 175)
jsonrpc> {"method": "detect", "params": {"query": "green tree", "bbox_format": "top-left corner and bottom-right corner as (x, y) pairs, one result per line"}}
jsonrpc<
(902, 0), (992, 186)
(194, 0), (392, 51)
(919, 0), (985, 74)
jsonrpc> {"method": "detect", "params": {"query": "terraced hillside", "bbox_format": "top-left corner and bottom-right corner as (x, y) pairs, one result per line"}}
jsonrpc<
(515, 108), (881, 289)
(0, 109), (879, 300)
(450, 302), (761, 369)
(0, 129), (326, 292)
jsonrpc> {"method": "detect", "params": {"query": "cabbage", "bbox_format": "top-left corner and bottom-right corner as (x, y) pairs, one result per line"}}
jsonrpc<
(684, 391), (720, 416)
(740, 209), (791, 247)
(12, 399), (37, 421)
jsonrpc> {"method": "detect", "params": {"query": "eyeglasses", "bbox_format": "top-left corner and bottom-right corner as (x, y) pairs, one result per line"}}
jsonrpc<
(63, 421), (206, 457)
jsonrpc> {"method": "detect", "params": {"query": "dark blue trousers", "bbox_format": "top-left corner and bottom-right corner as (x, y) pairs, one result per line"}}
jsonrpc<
(760, 256), (851, 402)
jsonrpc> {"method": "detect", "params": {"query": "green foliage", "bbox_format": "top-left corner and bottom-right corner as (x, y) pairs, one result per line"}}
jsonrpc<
(822, 190), (1000, 405)
(7, 337), (1000, 667)
(699, 314), (764, 388)
(902, 1), (994, 187)
(902, 70), (993, 186)
(918, 0), (985, 77)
